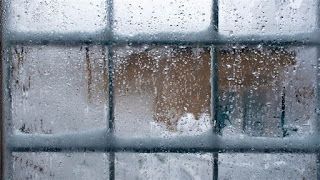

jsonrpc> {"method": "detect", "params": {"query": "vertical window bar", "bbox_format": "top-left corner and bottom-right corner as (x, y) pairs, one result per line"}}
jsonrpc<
(106, 0), (115, 179)
(108, 48), (115, 180)
(2, 42), (13, 179)
(211, 0), (219, 180)
(2, 1), (13, 178)
(316, 0), (320, 179)
(0, 1), (3, 178)
(211, 47), (219, 180)
(108, 47), (115, 180)
(3, 46), (12, 180)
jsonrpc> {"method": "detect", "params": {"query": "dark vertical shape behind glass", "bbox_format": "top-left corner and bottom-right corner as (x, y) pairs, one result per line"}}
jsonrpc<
(281, 87), (287, 137)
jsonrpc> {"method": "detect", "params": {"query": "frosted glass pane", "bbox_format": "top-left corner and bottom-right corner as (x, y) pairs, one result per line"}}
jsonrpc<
(8, 0), (107, 33)
(219, 153), (316, 179)
(219, 0), (317, 36)
(113, 0), (212, 36)
(116, 153), (212, 180)
(12, 152), (109, 180)
(12, 45), (108, 134)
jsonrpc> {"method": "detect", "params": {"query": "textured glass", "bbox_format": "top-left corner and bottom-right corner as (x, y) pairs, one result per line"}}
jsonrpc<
(12, 45), (108, 134)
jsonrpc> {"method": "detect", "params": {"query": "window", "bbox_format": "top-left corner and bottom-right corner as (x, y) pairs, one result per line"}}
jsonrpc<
(1, 0), (320, 179)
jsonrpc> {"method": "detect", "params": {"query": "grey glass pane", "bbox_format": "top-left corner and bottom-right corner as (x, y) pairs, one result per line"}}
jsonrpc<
(11, 45), (108, 134)
(113, 0), (212, 36)
(219, 153), (316, 180)
(116, 153), (212, 180)
(12, 152), (109, 180)
(7, 0), (108, 33)
(219, 0), (317, 36)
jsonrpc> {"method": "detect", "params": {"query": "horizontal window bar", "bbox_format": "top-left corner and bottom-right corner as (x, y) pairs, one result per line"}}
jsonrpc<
(5, 31), (320, 46)
(8, 128), (320, 153)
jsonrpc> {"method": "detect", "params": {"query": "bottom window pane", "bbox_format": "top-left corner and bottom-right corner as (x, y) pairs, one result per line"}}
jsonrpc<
(12, 152), (109, 180)
(11, 152), (316, 179)
(219, 153), (316, 179)
(116, 153), (213, 180)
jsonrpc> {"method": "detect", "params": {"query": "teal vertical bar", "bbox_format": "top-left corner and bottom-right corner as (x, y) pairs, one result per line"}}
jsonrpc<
(211, 0), (220, 180)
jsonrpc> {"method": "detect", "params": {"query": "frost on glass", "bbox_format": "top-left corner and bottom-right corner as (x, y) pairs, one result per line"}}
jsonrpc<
(12, 45), (108, 134)
(219, 0), (317, 36)
(219, 153), (316, 179)
(12, 152), (109, 180)
(114, 46), (211, 137)
(113, 0), (212, 36)
(116, 153), (212, 180)
(8, 0), (107, 33)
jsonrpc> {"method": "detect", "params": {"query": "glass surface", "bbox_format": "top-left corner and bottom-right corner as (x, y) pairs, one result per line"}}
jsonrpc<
(219, 0), (317, 36)
(6, 0), (317, 36)
(220, 46), (316, 137)
(114, 46), (211, 137)
(12, 152), (109, 180)
(3, 0), (319, 179)
(281, 47), (317, 136)
(113, 0), (212, 36)
(12, 45), (108, 134)
(8, 0), (107, 33)
(113, 45), (315, 138)
(116, 153), (212, 180)
(219, 153), (316, 179)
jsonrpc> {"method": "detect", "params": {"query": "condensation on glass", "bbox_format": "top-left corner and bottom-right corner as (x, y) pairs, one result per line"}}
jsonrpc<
(1, 0), (319, 179)
(11, 45), (108, 134)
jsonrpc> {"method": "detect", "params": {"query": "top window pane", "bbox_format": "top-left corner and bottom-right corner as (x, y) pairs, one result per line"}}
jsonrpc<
(7, 0), (107, 33)
(5, 0), (317, 38)
(113, 0), (212, 36)
(219, 0), (317, 36)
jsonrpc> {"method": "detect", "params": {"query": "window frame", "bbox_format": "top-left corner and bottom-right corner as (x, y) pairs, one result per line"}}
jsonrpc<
(1, 0), (320, 179)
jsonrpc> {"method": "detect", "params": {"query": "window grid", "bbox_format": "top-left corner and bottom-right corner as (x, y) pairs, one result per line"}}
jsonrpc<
(1, 0), (320, 179)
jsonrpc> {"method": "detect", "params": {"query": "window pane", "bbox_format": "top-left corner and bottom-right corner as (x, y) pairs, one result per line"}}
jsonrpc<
(12, 45), (108, 134)
(113, 0), (212, 36)
(219, 153), (316, 179)
(114, 46), (211, 137)
(281, 47), (317, 136)
(7, 0), (107, 33)
(116, 153), (212, 180)
(219, 0), (317, 36)
(12, 152), (109, 179)
(220, 46), (315, 137)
